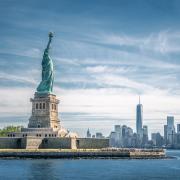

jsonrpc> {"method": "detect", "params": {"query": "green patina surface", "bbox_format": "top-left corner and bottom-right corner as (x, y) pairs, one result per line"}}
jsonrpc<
(37, 32), (54, 94)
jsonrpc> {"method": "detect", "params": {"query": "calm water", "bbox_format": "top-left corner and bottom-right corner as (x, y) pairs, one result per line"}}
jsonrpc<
(0, 150), (180, 180)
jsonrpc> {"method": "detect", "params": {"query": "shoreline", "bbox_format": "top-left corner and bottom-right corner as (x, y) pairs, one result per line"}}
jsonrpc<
(0, 148), (166, 159)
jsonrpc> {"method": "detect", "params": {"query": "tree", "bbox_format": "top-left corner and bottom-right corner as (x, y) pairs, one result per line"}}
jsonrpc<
(0, 126), (23, 137)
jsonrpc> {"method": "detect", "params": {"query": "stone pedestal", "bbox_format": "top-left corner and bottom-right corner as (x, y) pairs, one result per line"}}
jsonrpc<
(28, 92), (60, 130)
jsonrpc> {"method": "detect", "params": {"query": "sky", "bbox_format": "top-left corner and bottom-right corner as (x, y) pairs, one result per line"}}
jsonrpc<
(1, 0), (180, 137)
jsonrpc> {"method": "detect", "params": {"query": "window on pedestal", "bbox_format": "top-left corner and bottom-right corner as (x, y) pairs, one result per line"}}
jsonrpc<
(76, 140), (80, 147)
(43, 103), (45, 109)
(51, 104), (56, 111)
(40, 103), (42, 109)
(36, 103), (38, 109)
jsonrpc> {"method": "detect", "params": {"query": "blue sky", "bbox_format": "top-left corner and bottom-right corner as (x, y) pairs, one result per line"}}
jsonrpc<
(1, 0), (180, 137)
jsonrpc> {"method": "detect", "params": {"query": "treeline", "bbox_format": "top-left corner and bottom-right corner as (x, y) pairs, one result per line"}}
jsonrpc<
(0, 126), (23, 137)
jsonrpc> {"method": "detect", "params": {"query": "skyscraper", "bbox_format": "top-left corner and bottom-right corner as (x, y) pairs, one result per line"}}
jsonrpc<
(114, 125), (122, 147)
(109, 125), (123, 147)
(143, 125), (148, 137)
(164, 125), (167, 145)
(142, 125), (148, 145)
(151, 132), (163, 147)
(86, 128), (91, 138)
(177, 124), (180, 134)
(167, 116), (175, 145)
(136, 97), (143, 138)
(109, 132), (116, 147)
(115, 125), (121, 133)
(96, 132), (103, 138)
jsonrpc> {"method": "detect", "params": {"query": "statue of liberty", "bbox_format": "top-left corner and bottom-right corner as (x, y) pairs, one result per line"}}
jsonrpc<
(37, 32), (54, 94)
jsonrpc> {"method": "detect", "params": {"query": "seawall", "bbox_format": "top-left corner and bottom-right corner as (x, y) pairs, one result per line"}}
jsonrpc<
(0, 148), (165, 159)
(0, 137), (109, 149)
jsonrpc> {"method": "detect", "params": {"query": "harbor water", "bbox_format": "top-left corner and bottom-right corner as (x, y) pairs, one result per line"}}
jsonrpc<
(0, 150), (179, 180)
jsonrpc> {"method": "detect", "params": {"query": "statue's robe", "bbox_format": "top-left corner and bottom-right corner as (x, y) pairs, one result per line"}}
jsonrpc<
(37, 48), (54, 93)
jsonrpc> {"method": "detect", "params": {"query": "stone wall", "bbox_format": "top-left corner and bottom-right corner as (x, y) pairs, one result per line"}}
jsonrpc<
(0, 138), (21, 149)
(21, 137), (75, 149)
(0, 137), (110, 149)
(76, 138), (109, 149)
(41, 138), (75, 149)
(22, 137), (43, 149)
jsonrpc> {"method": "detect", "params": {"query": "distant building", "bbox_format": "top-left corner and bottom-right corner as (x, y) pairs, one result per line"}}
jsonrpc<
(96, 132), (103, 138)
(177, 124), (180, 134)
(127, 127), (133, 136)
(151, 133), (163, 147)
(136, 97), (143, 139)
(122, 125), (134, 147)
(122, 125), (128, 138)
(174, 124), (180, 148)
(142, 125), (148, 145)
(109, 125), (122, 147)
(174, 133), (180, 148)
(167, 116), (174, 127)
(86, 128), (91, 138)
(151, 133), (156, 145)
(109, 125), (135, 147)
(115, 125), (121, 132)
(109, 132), (117, 147)
(114, 125), (122, 147)
(167, 116), (175, 145)
(143, 125), (148, 136)
(131, 133), (139, 148)
(164, 125), (167, 145)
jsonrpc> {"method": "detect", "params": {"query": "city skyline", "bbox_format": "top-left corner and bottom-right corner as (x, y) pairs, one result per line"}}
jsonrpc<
(2, 0), (180, 137)
(107, 114), (180, 148)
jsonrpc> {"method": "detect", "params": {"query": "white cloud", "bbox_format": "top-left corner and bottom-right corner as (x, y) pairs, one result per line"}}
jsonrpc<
(55, 57), (80, 66)
(86, 65), (131, 74)
(0, 87), (33, 117)
(0, 72), (38, 85)
(22, 48), (41, 58)
(0, 45), (41, 59)
(86, 66), (108, 73)
(101, 30), (180, 54)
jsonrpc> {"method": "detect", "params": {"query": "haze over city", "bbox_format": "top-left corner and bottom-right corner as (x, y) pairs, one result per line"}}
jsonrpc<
(1, 0), (180, 136)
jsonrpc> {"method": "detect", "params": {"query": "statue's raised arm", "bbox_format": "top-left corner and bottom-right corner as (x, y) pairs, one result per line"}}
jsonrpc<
(46, 32), (53, 51)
